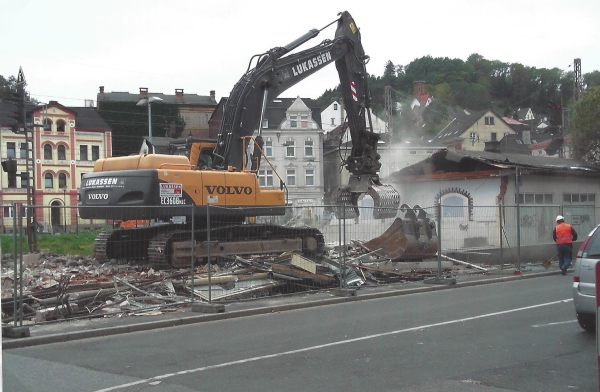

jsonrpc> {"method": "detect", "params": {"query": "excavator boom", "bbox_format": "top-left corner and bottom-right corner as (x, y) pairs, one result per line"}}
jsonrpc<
(210, 11), (400, 219)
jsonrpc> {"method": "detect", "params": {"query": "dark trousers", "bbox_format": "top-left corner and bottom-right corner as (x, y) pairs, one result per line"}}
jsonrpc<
(556, 243), (573, 270)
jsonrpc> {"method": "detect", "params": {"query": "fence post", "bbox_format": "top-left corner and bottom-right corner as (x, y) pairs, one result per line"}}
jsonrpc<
(437, 203), (442, 278)
(19, 203), (25, 327)
(12, 203), (17, 327)
(337, 203), (342, 288)
(190, 204), (195, 305)
(207, 202), (211, 303)
(342, 205), (347, 288)
(499, 204), (504, 267)
(515, 168), (522, 273)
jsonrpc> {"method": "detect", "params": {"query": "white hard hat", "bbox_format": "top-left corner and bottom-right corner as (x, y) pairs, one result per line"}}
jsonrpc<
(556, 215), (564, 222)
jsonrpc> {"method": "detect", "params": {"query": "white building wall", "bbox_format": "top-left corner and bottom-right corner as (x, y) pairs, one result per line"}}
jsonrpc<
(320, 100), (386, 134)
(320, 101), (343, 133)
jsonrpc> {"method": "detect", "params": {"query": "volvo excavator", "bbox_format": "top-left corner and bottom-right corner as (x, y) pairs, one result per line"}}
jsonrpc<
(79, 11), (431, 267)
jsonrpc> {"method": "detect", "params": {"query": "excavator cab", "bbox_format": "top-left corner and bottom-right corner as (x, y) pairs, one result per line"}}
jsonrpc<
(168, 137), (216, 169)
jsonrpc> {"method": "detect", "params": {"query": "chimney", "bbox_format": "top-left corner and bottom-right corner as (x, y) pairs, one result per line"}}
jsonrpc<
(522, 130), (531, 144)
(210, 90), (216, 102)
(99, 86), (105, 100)
(139, 87), (148, 100)
(413, 81), (426, 97)
(175, 89), (184, 103)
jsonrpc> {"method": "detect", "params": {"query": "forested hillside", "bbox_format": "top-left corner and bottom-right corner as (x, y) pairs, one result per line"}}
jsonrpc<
(316, 53), (600, 140)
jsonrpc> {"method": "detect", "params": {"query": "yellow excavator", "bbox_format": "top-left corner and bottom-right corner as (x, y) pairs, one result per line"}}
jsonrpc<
(78, 11), (430, 267)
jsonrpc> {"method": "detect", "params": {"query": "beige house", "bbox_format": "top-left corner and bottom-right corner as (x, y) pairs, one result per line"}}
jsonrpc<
(1, 101), (112, 233)
(430, 109), (517, 151)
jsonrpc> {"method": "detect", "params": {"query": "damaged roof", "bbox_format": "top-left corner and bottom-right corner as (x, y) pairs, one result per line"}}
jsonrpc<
(388, 148), (600, 180)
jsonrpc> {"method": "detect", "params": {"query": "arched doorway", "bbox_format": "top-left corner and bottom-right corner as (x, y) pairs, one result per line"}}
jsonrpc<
(50, 200), (63, 232)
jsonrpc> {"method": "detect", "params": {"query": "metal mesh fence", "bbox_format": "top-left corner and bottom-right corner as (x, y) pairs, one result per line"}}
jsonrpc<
(1, 202), (596, 324)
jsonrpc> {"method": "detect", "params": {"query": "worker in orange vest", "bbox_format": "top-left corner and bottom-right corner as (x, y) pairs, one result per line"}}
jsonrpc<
(552, 215), (578, 275)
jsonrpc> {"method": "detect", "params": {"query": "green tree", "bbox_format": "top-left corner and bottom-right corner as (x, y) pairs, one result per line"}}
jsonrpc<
(0, 74), (40, 105)
(569, 86), (600, 164)
(584, 71), (600, 89)
(432, 82), (452, 105)
(315, 87), (341, 108)
(0, 75), (17, 103)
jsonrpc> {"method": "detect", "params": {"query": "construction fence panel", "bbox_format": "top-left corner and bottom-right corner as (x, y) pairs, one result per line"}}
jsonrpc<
(1, 203), (28, 327)
(500, 205), (561, 249)
(438, 205), (499, 252)
(1, 202), (29, 235)
(6, 202), (596, 320)
(562, 205), (598, 239)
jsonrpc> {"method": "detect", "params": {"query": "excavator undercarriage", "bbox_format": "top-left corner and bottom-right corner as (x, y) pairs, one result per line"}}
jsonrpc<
(94, 223), (325, 269)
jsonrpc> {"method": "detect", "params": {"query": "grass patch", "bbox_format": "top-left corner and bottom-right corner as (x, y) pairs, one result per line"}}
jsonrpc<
(1, 232), (97, 256)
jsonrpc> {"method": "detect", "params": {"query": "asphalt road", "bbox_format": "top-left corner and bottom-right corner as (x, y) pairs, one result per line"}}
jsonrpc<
(3, 275), (597, 392)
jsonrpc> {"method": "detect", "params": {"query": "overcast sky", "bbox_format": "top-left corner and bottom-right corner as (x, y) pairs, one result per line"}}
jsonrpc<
(1, 0), (598, 108)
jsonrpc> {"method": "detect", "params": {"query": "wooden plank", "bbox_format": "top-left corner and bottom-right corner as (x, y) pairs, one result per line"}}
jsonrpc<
(271, 264), (336, 285)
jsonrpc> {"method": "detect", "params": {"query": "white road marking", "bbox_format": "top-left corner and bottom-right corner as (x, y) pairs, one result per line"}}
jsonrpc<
(532, 320), (577, 328)
(93, 299), (571, 392)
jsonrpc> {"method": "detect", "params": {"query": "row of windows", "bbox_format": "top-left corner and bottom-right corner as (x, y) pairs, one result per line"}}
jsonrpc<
(3, 206), (28, 218)
(469, 131), (507, 143)
(518, 193), (597, 205)
(564, 193), (596, 203)
(7, 142), (30, 159)
(40, 119), (68, 132)
(43, 173), (71, 189)
(44, 145), (100, 161)
(6, 142), (101, 161)
(263, 139), (314, 158)
(518, 193), (553, 204)
(4, 172), (69, 189)
(262, 115), (313, 129)
(258, 168), (315, 187)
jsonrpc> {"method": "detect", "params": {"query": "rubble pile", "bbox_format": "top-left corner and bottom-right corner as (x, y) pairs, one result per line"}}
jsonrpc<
(1, 244), (478, 325)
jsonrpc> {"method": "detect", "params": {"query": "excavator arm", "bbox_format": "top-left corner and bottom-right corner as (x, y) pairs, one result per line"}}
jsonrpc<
(212, 11), (400, 219)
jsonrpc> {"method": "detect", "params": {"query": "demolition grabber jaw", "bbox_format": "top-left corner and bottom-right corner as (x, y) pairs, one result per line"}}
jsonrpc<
(331, 175), (401, 220)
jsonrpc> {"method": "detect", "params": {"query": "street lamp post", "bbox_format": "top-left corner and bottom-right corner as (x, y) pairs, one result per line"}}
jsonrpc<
(137, 96), (163, 144)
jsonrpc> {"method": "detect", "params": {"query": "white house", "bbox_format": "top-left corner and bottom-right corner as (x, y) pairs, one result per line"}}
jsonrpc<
(387, 148), (600, 263)
(320, 100), (386, 134)
(256, 97), (325, 221)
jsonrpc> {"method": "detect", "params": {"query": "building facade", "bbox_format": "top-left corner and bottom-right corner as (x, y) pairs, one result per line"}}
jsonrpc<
(258, 98), (325, 218)
(209, 96), (325, 222)
(0, 101), (112, 233)
(97, 87), (217, 139)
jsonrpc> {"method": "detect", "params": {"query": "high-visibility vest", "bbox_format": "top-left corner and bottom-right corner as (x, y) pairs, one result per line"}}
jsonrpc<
(556, 223), (574, 244)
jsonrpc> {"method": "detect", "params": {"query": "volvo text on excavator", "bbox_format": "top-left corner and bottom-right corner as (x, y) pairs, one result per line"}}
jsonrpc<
(78, 11), (427, 267)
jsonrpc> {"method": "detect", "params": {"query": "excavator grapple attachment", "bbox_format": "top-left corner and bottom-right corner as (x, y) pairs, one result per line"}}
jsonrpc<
(355, 204), (437, 260)
(331, 175), (401, 220)
(368, 183), (401, 220)
(330, 186), (360, 220)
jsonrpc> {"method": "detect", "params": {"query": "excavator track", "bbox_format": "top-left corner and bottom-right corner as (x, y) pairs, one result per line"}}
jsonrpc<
(93, 225), (177, 263)
(95, 224), (325, 268)
(148, 224), (325, 268)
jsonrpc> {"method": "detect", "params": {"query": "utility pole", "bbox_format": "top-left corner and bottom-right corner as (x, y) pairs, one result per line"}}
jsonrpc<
(384, 86), (393, 142)
(573, 58), (582, 104)
(15, 67), (37, 251)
